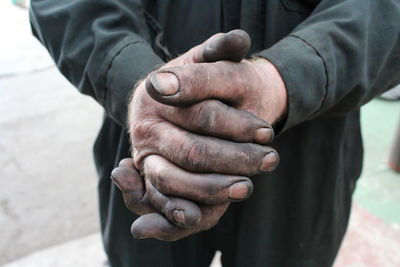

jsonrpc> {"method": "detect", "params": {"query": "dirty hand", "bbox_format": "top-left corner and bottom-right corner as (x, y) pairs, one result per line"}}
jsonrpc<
(119, 30), (286, 241)
(145, 41), (287, 126)
(112, 158), (232, 241)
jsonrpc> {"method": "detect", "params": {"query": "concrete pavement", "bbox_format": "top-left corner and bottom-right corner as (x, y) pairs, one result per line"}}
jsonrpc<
(2, 234), (107, 267)
(0, 2), (103, 263)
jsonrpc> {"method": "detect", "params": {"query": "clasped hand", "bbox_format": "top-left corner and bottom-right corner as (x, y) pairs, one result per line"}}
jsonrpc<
(111, 30), (287, 241)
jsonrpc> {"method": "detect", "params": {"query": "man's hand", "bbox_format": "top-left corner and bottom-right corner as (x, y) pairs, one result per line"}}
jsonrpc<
(112, 158), (231, 241)
(116, 30), (286, 241)
(129, 31), (281, 177)
(146, 54), (287, 126)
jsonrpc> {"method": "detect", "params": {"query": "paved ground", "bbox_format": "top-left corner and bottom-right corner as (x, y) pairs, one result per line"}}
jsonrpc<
(0, 2), (102, 264)
(1, 2), (399, 267)
(2, 234), (107, 267)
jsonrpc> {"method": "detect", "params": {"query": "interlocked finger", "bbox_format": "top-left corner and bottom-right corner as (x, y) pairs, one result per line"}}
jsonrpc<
(133, 121), (280, 176)
(143, 155), (253, 205)
(110, 163), (155, 215)
(157, 99), (274, 145)
(131, 203), (229, 241)
(145, 179), (202, 228)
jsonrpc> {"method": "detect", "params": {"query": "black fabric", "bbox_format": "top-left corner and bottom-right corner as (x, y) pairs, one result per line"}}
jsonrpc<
(30, 0), (400, 266)
(221, 0), (242, 32)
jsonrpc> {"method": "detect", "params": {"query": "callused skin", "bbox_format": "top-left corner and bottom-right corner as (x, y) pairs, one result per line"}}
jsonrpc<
(111, 30), (287, 241)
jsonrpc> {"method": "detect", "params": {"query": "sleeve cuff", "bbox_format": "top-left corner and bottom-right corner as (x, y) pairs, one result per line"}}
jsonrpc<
(101, 38), (164, 127)
(256, 36), (327, 133)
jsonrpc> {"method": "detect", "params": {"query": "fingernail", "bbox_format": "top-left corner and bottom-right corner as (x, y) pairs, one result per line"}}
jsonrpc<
(150, 72), (179, 96)
(259, 152), (279, 172)
(172, 210), (186, 225)
(110, 173), (122, 190)
(254, 128), (274, 144)
(228, 181), (251, 201)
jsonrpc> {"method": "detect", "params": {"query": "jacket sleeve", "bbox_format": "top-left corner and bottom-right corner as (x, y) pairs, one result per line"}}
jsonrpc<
(29, 0), (164, 126)
(257, 0), (400, 132)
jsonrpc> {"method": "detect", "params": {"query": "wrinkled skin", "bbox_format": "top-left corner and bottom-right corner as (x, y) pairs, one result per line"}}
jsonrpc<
(112, 158), (231, 240)
(111, 30), (287, 241)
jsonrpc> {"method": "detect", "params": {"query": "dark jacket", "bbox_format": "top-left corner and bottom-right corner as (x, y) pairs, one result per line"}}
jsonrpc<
(30, 1), (400, 266)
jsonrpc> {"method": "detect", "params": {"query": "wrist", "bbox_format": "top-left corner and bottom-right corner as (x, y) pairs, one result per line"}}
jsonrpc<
(251, 57), (288, 124)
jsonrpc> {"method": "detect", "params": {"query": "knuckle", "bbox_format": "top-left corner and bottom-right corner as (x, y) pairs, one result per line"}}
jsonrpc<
(182, 141), (210, 171)
(131, 120), (159, 143)
(194, 100), (219, 132)
(204, 181), (223, 198)
(192, 100), (220, 132)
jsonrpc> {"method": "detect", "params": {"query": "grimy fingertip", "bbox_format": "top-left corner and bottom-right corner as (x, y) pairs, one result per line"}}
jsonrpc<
(259, 151), (280, 172)
(145, 72), (186, 107)
(228, 180), (254, 202)
(149, 72), (180, 96)
(254, 127), (275, 145)
(203, 29), (251, 63)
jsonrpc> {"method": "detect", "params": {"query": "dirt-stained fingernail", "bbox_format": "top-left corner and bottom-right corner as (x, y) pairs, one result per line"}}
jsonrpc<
(172, 210), (186, 225)
(228, 181), (252, 201)
(150, 72), (179, 96)
(254, 128), (274, 144)
(259, 152), (279, 172)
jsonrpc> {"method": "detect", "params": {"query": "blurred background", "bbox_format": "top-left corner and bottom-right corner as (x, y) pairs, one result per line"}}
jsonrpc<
(0, 1), (399, 266)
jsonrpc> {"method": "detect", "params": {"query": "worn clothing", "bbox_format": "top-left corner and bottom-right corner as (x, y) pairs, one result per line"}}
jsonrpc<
(30, 0), (400, 266)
